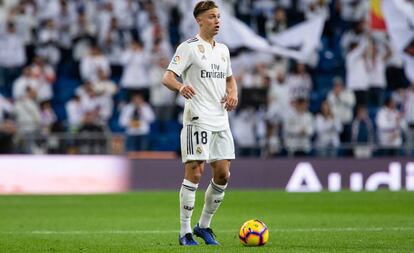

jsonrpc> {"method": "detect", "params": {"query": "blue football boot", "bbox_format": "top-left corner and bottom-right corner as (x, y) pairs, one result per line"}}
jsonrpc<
(178, 233), (199, 246)
(193, 223), (220, 245)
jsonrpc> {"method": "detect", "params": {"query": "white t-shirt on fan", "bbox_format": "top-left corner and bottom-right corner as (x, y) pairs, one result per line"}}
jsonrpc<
(167, 34), (232, 131)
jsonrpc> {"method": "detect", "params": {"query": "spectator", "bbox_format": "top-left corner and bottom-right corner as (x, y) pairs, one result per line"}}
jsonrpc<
(287, 62), (312, 101)
(74, 80), (111, 154)
(80, 44), (111, 83)
(65, 95), (83, 133)
(77, 109), (107, 154)
(232, 107), (261, 157)
(39, 100), (63, 153)
(367, 38), (391, 108)
(0, 94), (16, 153)
(112, 0), (139, 35)
(96, 1), (115, 48)
(0, 21), (26, 97)
(403, 83), (414, 153)
(100, 16), (132, 65)
(30, 56), (56, 102)
(7, 1), (37, 61)
(386, 38), (407, 91)
(14, 87), (42, 153)
(345, 39), (369, 106)
(76, 81), (113, 126)
(265, 7), (288, 39)
(260, 120), (282, 157)
(340, 20), (367, 54)
(144, 14), (171, 53)
(351, 105), (374, 158)
(149, 57), (175, 121)
(315, 100), (342, 157)
(71, 10), (97, 63)
(338, 0), (369, 23)
(12, 67), (39, 100)
(233, 0), (253, 26)
(304, 0), (330, 20)
(376, 98), (405, 156)
(327, 76), (356, 142)
(39, 100), (57, 135)
(267, 69), (290, 121)
(57, 0), (77, 63)
(150, 36), (173, 62)
(36, 19), (61, 66)
(14, 87), (41, 135)
(392, 87), (405, 111)
(119, 93), (155, 151)
(120, 40), (150, 101)
(240, 63), (269, 88)
(93, 69), (117, 97)
(283, 98), (314, 156)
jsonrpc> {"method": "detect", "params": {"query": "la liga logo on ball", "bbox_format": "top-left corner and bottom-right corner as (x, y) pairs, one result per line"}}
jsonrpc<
(239, 219), (269, 246)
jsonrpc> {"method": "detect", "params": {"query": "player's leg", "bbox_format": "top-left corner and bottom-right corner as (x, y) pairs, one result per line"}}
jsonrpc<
(179, 124), (209, 245)
(194, 160), (230, 245)
(180, 161), (205, 239)
(194, 129), (235, 245)
(202, 159), (230, 224)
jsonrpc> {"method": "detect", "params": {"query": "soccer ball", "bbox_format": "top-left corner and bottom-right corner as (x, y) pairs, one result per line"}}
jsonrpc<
(238, 219), (269, 246)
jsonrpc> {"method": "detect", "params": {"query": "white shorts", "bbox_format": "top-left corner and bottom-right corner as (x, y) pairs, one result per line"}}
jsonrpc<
(180, 125), (235, 163)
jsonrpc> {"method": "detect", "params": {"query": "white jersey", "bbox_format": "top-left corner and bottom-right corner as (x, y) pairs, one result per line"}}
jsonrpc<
(167, 34), (233, 131)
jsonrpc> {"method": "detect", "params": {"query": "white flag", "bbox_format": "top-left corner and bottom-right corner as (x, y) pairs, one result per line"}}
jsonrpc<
(382, 0), (414, 83)
(181, 0), (325, 62)
(268, 16), (325, 61)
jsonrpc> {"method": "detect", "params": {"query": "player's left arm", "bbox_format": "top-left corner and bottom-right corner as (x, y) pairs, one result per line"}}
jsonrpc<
(222, 75), (238, 111)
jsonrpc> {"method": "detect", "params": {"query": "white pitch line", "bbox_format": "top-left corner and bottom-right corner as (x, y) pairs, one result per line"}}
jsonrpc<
(1, 227), (414, 235)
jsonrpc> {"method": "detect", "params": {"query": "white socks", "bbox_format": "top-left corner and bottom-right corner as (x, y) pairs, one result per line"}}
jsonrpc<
(179, 179), (227, 236)
(199, 179), (227, 228)
(179, 179), (198, 236)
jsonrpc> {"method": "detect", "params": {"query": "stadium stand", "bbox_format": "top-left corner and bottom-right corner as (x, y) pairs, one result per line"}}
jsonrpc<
(0, 0), (412, 157)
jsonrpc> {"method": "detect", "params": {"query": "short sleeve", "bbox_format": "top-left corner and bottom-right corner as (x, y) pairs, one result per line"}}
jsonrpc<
(167, 42), (192, 77)
(224, 47), (233, 77)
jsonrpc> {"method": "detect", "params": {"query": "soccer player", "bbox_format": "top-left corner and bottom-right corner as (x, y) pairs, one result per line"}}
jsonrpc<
(162, 0), (238, 246)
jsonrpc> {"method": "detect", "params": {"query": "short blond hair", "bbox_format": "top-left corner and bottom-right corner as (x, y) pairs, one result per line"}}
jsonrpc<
(193, 1), (218, 18)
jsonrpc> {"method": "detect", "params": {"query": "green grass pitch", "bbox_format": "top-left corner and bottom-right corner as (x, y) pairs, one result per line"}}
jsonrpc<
(1, 191), (413, 252)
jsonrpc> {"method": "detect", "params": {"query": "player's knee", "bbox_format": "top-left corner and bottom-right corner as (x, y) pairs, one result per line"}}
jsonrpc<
(214, 171), (230, 185)
(185, 162), (204, 183)
(190, 172), (202, 183)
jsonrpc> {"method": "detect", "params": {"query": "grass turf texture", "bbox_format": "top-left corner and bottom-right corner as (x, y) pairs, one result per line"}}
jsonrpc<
(0, 191), (413, 253)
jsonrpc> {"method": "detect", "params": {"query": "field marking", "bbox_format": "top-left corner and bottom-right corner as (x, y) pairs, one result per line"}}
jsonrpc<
(1, 227), (414, 235)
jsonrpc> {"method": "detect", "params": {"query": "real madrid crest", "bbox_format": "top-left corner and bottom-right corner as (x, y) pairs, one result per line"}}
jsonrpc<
(198, 44), (205, 54)
(221, 53), (226, 62)
(196, 146), (203, 154)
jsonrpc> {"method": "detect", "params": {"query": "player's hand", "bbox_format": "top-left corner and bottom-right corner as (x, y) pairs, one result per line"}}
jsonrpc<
(179, 85), (196, 99)
(221, 94), (238, 111)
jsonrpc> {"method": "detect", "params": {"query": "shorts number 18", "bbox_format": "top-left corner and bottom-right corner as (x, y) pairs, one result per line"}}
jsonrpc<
(194, 131), (207, 144)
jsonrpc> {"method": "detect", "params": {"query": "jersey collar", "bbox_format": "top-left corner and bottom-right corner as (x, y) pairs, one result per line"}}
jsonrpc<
(196, 34), (216, 49)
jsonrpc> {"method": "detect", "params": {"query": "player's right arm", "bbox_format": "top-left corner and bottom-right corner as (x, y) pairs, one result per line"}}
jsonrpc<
(162, 42), (196, 99)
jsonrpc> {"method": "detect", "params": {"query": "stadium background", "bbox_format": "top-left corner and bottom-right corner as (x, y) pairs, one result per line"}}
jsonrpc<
(1, 1), (414, 252)
(0, 0), (412, 158)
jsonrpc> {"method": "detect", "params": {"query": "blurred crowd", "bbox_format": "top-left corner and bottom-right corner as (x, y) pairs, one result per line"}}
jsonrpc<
(0, 0), (413, 157)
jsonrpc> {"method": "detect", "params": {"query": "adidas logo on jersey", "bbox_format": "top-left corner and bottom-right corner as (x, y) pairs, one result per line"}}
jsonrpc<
(201, 55), (207, 60)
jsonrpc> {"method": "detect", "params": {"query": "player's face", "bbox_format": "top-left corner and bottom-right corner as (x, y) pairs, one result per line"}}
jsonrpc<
(197, 8), (220, 37)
